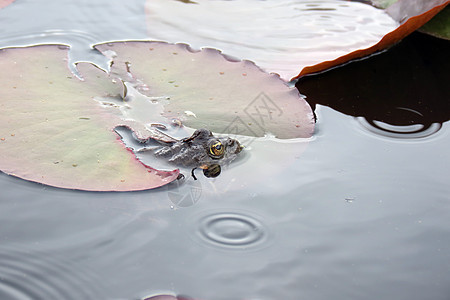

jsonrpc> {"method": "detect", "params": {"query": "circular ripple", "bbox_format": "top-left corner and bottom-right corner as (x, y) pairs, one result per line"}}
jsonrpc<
(197, 212), (268, 249)
(143, 295), (194, 300)
(356, 117), (442, 140)
(0, 246), (105, 300)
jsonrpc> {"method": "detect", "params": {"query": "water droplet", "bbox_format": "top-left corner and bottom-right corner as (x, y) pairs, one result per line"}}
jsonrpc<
(196, 212), (268, 249)
(171, 118), (182, 127)
(184, 111), (197, 118)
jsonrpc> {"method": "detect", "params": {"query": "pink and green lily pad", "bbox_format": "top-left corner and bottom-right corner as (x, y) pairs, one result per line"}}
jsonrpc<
(0, 45), (180, 191)
(96, 42), (314, 139)
(0, 42), (314, 191)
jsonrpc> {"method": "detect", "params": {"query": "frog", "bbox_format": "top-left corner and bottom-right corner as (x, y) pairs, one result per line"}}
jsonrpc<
(138, 128), (243, 179)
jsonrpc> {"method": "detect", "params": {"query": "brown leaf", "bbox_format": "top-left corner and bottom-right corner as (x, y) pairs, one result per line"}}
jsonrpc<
(298, 0), (450, 77)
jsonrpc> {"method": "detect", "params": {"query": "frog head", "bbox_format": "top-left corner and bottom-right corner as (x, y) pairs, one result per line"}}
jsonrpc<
(154, 128), (243, 177)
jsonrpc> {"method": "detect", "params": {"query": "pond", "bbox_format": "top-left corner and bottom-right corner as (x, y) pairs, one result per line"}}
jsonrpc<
(0, 1), (449, 300)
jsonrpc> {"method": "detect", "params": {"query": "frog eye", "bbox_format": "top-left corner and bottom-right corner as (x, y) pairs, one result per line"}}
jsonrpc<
(209, 141), (224, 158)
(203, 164), (221, 178)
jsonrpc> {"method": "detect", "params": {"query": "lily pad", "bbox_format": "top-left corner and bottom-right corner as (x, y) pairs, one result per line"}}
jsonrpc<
(419, 6), (450, 40)
(301, 0), (449, 76)
(370, 0), (397, 9)
(145, 0), (449, 80)
(0, 42), (313, 191)
(0, 45), (179, 191)
(0, 0), (14, 9)
(145, 0), (398, 80)
(96, 41), (314, 139)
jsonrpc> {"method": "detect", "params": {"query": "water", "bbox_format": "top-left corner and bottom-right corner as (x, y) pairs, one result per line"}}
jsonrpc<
(145, 0), (398, 80)
(0, 1), (449, 300)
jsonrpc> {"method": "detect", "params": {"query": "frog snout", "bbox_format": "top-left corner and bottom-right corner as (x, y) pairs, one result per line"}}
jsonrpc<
(234, 140), (243, 154)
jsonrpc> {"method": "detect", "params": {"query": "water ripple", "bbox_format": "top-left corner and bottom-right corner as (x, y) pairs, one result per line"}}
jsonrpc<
(195, 212), (269, 249)
(0, 246), (104, 300)
(356, 117), (442, 141)
(143, 295), (193, 300)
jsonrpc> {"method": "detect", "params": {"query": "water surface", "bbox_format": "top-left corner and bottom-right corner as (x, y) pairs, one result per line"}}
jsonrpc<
(0, 1), (449, 300)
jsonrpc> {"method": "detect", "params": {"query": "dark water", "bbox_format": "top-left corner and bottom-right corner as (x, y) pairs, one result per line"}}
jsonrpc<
(0, 1), (450, 300)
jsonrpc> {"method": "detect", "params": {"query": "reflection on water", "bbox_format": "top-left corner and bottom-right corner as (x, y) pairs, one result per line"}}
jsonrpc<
(0, 1), (450, 300)
(296, 32), (450, 140)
